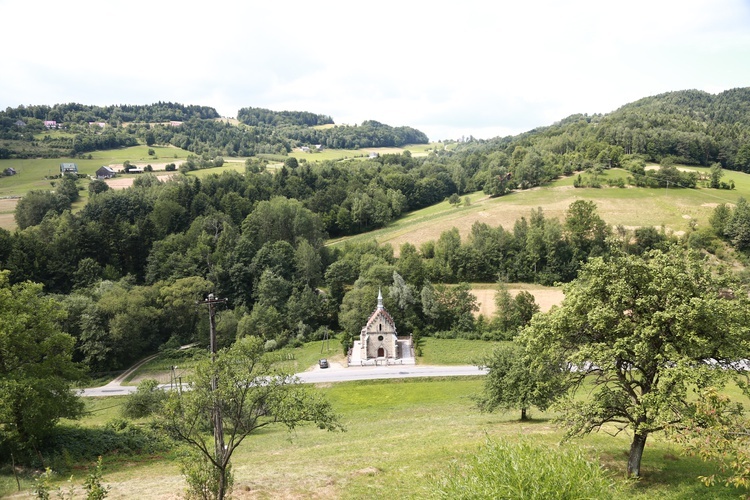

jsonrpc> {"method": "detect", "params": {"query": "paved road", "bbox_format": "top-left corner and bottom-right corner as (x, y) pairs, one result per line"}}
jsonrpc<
(79, 364), (488, 397)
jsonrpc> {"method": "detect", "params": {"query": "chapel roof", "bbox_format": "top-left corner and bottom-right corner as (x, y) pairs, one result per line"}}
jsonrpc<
(362, 288), (396, 332)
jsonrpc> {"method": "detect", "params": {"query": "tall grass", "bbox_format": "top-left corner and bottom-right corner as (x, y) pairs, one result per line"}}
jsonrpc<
(427, 438), (617, 499)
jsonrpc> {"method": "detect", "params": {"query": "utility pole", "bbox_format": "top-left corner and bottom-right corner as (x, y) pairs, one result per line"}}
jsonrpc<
(320, 326), (330, 354)
(197, 293), (228, 472)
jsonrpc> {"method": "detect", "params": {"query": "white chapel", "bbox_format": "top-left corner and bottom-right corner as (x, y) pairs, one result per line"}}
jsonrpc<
(348, 289), (414, 366)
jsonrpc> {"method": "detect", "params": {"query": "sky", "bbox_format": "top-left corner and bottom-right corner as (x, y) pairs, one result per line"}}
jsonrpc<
(2, 0), (750, 142)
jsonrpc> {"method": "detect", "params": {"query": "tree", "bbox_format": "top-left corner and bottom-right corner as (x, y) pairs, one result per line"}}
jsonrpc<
(161, 336), (342, 499)
(88, 179), (110, 195)
(669, 387), (750, 490)
(519, 248), (750, 477)
(284, 157), (298, 170)
(14, 190), (71, 229)
(724, 197), (750, 250)
(56, 175), (80, 203)
(564, 200), (609, 261)
(709, 162), (723, 189)
(0, 272), (84, 456)
(475, 343), (566, 420)
(122, 379), (167, 419)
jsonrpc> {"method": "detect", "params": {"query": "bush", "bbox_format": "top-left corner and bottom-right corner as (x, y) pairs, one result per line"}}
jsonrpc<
(122, 379), (168, 419)
(428, 438), (615, 499)
(180, 447), (232, 500)
(26, 420), (172, 471)
(264, 339), (278, 351)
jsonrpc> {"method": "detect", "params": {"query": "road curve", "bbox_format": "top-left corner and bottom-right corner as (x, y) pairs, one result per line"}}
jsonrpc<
(79, 364), (488, 397)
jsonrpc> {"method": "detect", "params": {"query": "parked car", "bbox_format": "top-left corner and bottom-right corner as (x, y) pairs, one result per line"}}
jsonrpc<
(319, 359), (329, 369)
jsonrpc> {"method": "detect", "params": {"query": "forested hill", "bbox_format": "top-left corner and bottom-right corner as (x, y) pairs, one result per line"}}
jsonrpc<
(2, 102), (220, 124)
(456, 87), (750, 175)
(0, 102), (429, 159)
(237, 107), (334, 127)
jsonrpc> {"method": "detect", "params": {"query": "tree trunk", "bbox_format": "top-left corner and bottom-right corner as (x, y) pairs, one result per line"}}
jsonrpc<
(520, 407), (528, 421)
(627, 432), (648, 478)
(217, 465), (226, 500)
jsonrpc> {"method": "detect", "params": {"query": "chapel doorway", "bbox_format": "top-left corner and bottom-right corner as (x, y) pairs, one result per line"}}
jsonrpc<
(377, 347), (385, 357)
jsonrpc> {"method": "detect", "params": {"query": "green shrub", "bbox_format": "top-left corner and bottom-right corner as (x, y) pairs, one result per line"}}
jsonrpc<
(122, 379), (168, 419)
(428, 438), (615, 499)
(34, 420), (172, 471)
(180, 446), (232, 500)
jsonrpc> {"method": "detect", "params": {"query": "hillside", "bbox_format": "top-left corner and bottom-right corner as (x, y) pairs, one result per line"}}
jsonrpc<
(453, 87), (750, 177)
(0, 102), (428, 160)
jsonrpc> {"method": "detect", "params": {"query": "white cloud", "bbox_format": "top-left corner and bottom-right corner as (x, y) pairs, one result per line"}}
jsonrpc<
(1, 0), (749, 140)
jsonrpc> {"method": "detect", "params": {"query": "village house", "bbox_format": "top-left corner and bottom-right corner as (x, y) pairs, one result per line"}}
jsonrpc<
(60, 163), (78, 175)
(349, 289), (414, 366)
(3, 167), (17, 176)
(95, 166), (116, 179)
(44, 120), (58, 129)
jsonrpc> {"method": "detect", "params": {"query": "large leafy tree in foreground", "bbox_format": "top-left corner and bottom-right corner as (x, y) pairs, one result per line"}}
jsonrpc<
(0, 271), (84, 455)
(161, 336), (343, 499)
(520, 248), (750, 477)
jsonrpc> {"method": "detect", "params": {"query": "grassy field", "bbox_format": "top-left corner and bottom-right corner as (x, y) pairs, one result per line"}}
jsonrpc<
(329, 167), (750, 254)
(0, 145), (192, 198)
(288, 143), (439, 163)
(2, 338), (746, 498)
(2, 376), (743, 499)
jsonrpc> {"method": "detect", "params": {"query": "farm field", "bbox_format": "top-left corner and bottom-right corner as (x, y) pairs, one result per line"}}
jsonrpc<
(288, 143), (441, 162)
(2, 376), (742, 499)
(329, 167), (750, 254)
(0, 145), (193, 197)
(469, 282), (563, 318)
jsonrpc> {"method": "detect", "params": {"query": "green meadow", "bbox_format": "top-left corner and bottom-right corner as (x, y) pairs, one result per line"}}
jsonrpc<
(0, 145), (192, 197)
(3, 374), (743, 499)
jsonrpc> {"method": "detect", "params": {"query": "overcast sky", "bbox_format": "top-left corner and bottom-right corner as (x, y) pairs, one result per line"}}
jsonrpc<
(2, 0), (750, 141)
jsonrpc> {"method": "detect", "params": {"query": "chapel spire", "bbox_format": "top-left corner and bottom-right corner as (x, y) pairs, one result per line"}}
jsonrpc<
(377, 287), (384, 309)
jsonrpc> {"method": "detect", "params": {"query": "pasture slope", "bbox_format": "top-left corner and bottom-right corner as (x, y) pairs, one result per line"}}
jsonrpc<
(331, 166), (750, 255)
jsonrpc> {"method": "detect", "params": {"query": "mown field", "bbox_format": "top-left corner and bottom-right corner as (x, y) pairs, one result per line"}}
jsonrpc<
(3, 339), (744, 498)
(2, 375), (743, 499)
(330, 166), (750, 254)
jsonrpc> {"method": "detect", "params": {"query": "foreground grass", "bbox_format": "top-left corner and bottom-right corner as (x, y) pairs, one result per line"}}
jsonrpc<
(1, 377), (743, 499)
